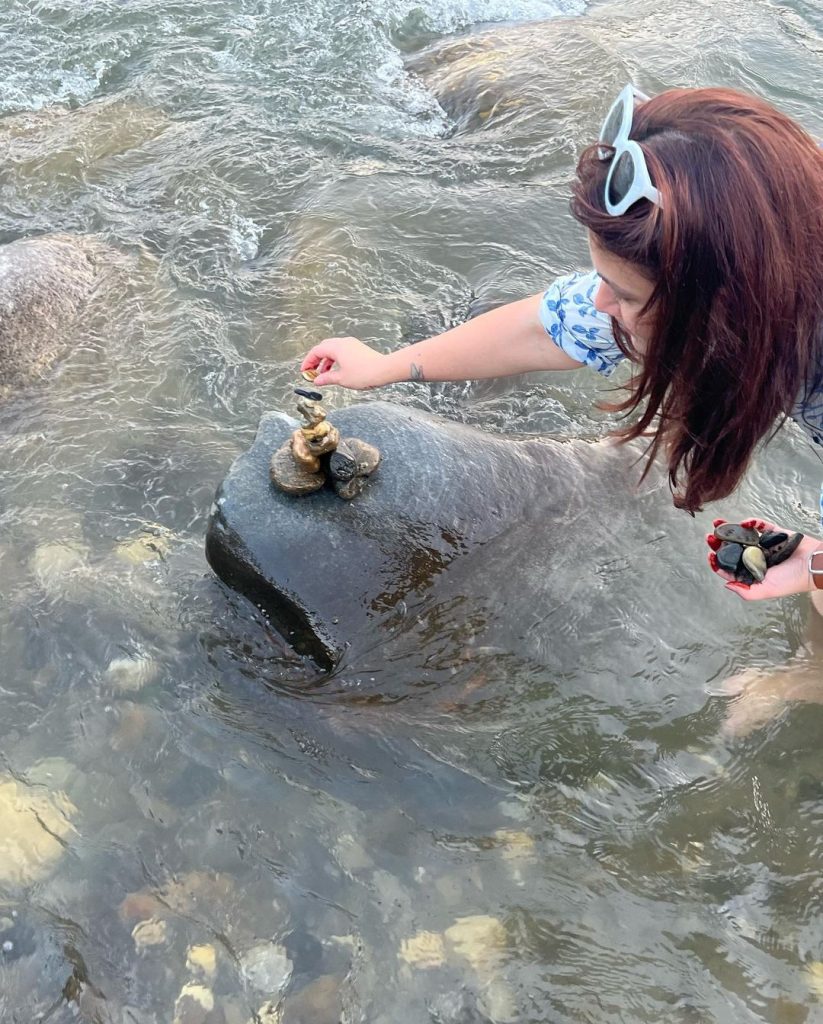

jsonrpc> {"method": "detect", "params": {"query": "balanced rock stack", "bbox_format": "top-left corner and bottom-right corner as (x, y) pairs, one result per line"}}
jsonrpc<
(269, 387), (380, 500)
(714, 522), (804, 584)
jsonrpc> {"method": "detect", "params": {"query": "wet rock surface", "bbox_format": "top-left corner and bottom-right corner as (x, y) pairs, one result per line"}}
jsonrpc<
(406, 17), (625, 137)
(206, 401), (672, 671)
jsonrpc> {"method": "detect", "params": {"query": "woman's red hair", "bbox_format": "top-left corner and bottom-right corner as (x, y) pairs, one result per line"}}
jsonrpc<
(571, 87), (823, 512)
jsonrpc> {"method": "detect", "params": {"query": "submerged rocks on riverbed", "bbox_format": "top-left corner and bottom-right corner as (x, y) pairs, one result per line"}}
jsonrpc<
(0, 233), (126, 394)
(404, 0), (810, 141)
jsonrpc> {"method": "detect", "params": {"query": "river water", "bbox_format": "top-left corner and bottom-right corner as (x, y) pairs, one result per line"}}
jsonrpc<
(3, 0), (823, 1020)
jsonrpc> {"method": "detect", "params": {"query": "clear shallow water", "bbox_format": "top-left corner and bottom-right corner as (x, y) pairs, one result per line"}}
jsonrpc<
(3, 0), (823, 1020)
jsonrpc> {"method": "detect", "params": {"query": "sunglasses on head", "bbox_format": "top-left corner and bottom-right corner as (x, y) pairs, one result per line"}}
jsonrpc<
(598, 84), (662, 216)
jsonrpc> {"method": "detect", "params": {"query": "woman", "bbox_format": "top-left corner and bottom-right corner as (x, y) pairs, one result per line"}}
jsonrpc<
(301, 85), (823, 606)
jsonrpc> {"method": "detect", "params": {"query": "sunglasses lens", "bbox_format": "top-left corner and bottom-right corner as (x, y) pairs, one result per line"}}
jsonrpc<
(600, 98), (626, 147)
(607, 150), (635, 208)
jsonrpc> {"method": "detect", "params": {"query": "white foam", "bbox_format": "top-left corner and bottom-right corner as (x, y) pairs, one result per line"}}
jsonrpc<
(378, 0), (585, 35)
(228, 212), (263, 263)
(0, 65), (103, 114)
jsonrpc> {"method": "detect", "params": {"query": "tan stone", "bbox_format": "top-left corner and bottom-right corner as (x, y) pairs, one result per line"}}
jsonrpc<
(114, 523), (174, 564)
(104, 653), (159, 693)
(255, 1002), (282, 1024)
(0, 776), (75, 886)
(301, 420), (330, 440)
(30, 540), (89, 594)
(270, 443), (326, 496)
(399, 931), (446, 969)
(119, 870), (236, 924)
(3, 98), (170, 183)
(807, 961), (823, 999)
(173, 983), (214, 1024)
(493, 829), (536, 860)
(186, 944), (218, 980)
(290, 431), (322, 474)
(444, 915), (508, 970)
(0, 234), (126, 394)
(301, 423), (340, 456)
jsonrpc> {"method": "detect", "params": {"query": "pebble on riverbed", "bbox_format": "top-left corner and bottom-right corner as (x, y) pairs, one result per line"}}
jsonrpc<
(0, 775), (76, 886)
(494, 828), (537, 887)
(114, 523), (174, 565)
(132, 917), (168, 949)
(186, 943), (217, 980)
(807, 962), (823, 999)
(104, 652), (160, 693)
(280, 974), (343, 1024)
(399, 930), (446, 969)
(253, 1001), (282, 1024)
(30, 540), (90, 597)
(172, 982), (214, 1024)
(239, 942), (293, 997)
(444, 915), (508, 971)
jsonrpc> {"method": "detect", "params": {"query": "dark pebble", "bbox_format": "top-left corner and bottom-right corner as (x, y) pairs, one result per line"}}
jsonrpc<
(328, 443), (357, 482)
(294, 388), (323, 401)
(716, 542), (743, 573)
(735, 564), (757, 585)
(759, 531), (788, 550)
(765, 531), (804, 568)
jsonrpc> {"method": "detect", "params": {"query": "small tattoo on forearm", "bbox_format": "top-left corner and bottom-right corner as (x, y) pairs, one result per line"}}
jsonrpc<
(410, 363), (425, 382)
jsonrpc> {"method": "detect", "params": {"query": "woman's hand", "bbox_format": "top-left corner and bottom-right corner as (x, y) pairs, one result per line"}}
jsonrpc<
(706, 517), (820, 601)
(301, 337), (390, 390)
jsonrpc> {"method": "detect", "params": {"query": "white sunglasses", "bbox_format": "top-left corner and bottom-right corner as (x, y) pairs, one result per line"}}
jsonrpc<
(598, 84), (663, 216)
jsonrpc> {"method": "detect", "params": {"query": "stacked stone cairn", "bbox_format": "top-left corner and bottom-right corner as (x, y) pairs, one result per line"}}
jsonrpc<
(714, 522), (804, 584)
(270, 386), (380, 500)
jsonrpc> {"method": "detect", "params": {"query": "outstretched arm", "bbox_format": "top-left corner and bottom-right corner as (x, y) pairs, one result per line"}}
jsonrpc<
(301, 291), (585, 389)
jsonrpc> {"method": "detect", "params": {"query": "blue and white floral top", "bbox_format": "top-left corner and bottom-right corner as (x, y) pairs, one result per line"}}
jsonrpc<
(539, 269), (823, 445)
(541, 270), (823, 527)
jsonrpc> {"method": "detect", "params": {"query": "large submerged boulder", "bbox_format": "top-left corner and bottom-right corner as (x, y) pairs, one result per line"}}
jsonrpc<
(405, 18), (625, 137)
(405, 0), (818, 138)
(0, 233), (122, 394)
(1, 96), (169, 188)
(206, 401), (694, 672)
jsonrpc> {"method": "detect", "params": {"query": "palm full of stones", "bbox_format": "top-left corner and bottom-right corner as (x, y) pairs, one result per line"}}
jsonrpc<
(714, 522), (804, 584)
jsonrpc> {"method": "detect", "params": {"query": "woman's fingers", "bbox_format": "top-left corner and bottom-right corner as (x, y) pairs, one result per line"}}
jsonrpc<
(706, 533), (721, 552)
(310, 357), (338, 385)
(301, 338), (351, 372)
